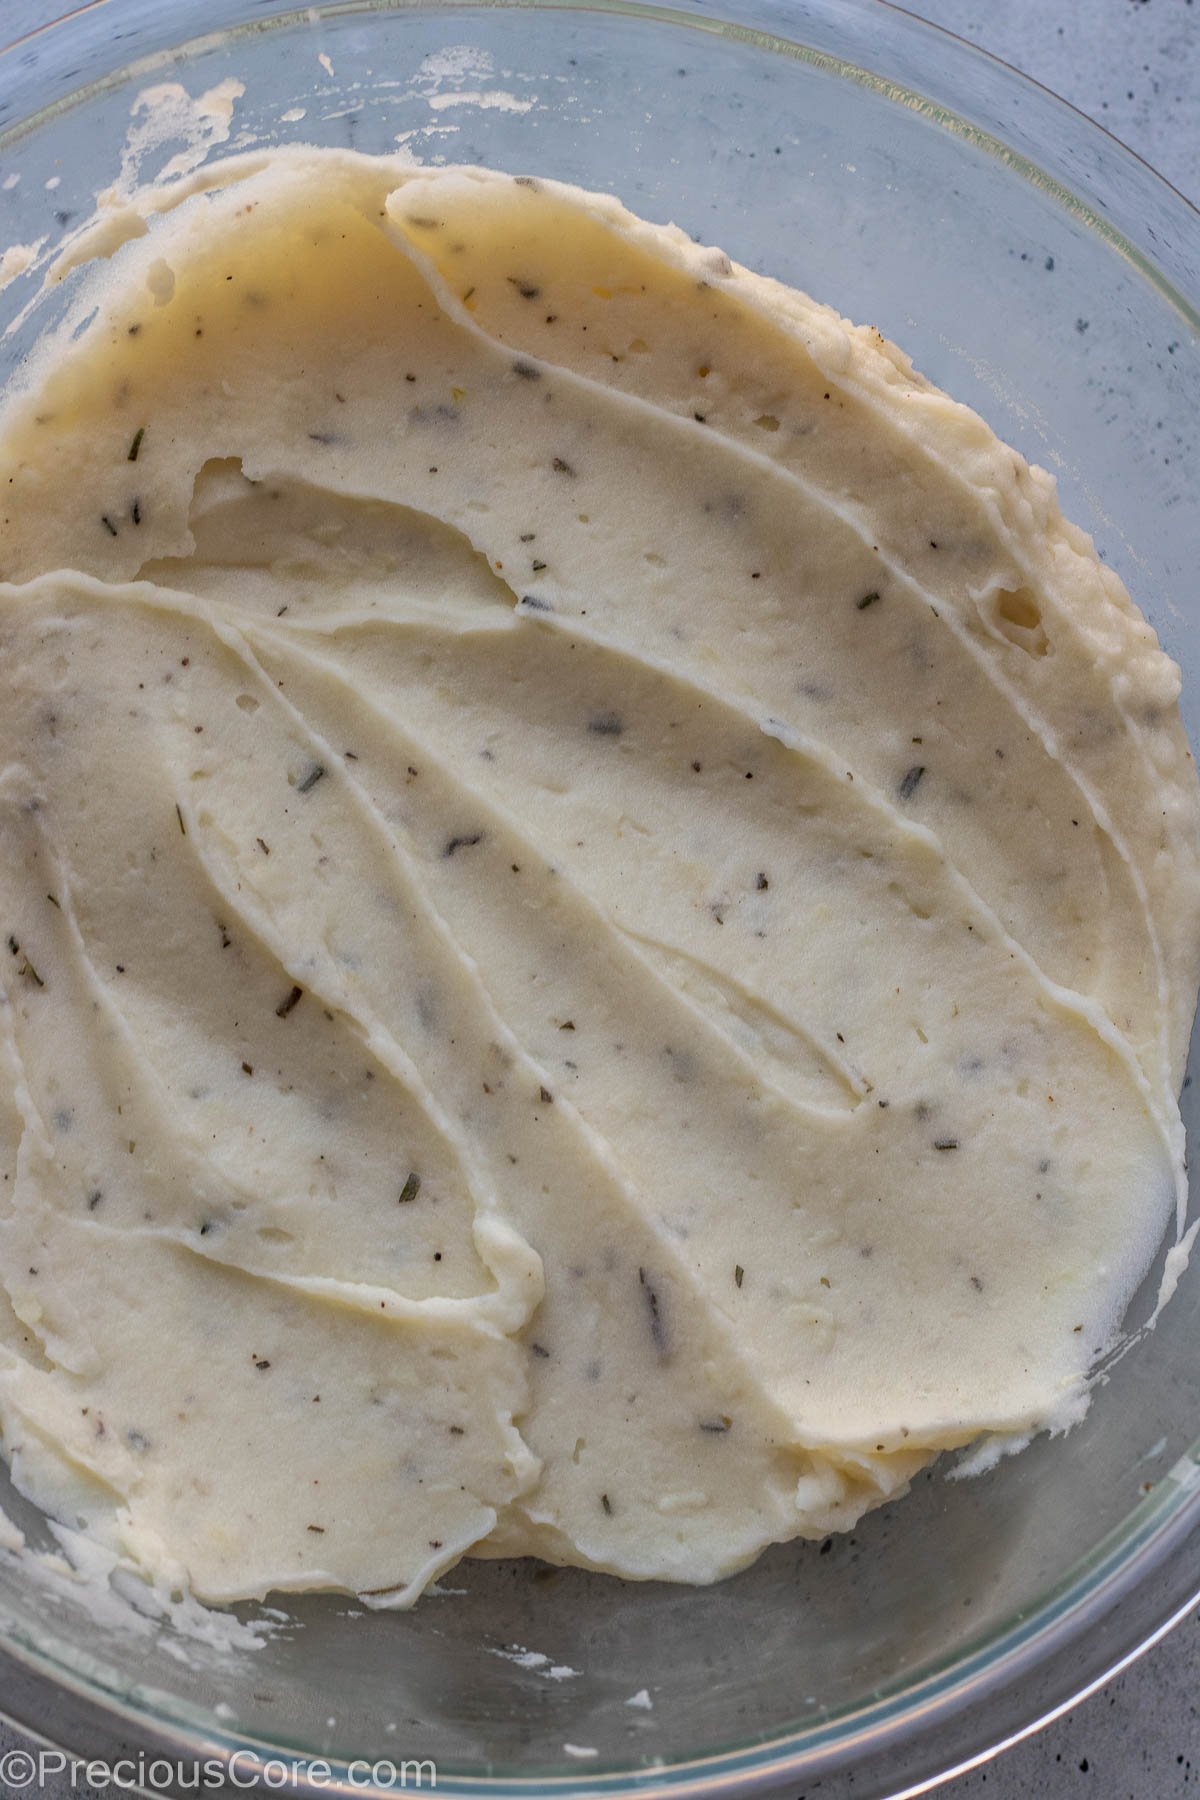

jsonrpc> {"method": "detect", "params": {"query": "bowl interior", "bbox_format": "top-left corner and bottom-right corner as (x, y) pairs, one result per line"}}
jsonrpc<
(1, 2), (1199, 1793)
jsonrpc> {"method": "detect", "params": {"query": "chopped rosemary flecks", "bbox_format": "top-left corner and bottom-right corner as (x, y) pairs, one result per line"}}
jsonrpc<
(897, 765), (926, 801)
(530, 1342), (551, 1359)
(101, 515), (118, 537)
(531, 559), (547, 572)
(256, 837), (271, 856)
(734, 1264), (744, 1288)
(307, 1524), (326, 1533)
(539, 1085), (554, 1104)
(856, 590), (880, 610)
(934, 1138), (960, 1151)
(520, 594), (552, 612)
(551, 456), (575, 476)
(512, 360), (541, 380)
(276, 985), (303, 1019)
(700, 1417), (732, 1433)
(127, 427), (145, 462)
(46, 893), (60, 909)
(19, 956), (43, 988)
(755, 873), (769, 891)
(130, 498), (141, 525)
(600, 1493), (613, 1515)
(507, 277), (541, 300)
(638, 1267), (667, 1354)
(175, 803), (186, 836)
(297, 763), (326, 794)
(443, 832), (484, 858)
(86, 1190), (103, 1212)
(398, 1171), (421, 1206)
(587, 712), (623, 736)
(255, 1359), (271, 1371)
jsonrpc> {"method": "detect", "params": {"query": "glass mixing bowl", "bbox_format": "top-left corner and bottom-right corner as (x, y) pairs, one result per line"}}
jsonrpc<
(1, 2), (1199, 1795)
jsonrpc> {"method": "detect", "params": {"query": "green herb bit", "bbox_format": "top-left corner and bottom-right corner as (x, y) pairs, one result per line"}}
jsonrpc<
(298, 763), (326, 794)
(398, 1171), (422, 1206)
(897, 765), (925, 801)
(276, 985), (303, 1019)
(587, 712), (623, 737)
(100, 515), (118, 538)
(638, 1266), (667, 1354)
(443, 832), (484, 858)
(600, 1493), (613, 1515)
(734, 1264), (744, 1288)
(127, 427), (145, 463)
(934, 1138), (960, 1151)
(700, 1417), (732, 1434)
(175, 803), (186, 836)
(856, 590), (880, 610)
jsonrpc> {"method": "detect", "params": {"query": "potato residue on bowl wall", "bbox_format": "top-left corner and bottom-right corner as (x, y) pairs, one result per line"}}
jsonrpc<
(0, 148), (1195, 1608)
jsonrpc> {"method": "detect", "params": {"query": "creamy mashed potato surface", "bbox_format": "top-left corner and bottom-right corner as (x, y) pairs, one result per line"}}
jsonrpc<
(0, 150), (1195, 1606)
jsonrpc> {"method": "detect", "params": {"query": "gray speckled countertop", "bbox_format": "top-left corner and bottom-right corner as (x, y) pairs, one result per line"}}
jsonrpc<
(0, 2), (1198, 1796)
